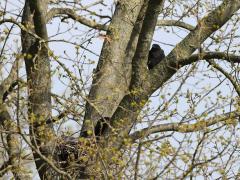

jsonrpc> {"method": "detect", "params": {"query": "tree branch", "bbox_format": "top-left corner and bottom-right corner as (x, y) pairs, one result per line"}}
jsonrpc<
(157, 20), (195, 31)
(0, 19), (42, 40)
(28, 0), (48, 39)
(130, 111), (240, 141)
(181, 51), (240, 96)
(47, 8), (108, 31)
(0, 163), (12, 177)
(207, 59), (240, 96)
(181, 51), (240, 65)
(0, 58), (22, 102)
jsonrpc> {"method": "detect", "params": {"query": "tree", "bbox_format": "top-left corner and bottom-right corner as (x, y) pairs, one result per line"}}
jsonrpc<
(0, 0), (240, 179)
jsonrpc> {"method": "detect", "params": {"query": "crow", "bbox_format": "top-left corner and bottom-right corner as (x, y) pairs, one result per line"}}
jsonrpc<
(147, 44), (165, 70)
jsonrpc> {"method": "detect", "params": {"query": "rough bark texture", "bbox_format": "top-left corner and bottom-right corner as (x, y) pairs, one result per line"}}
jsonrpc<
(82, 0), (145, 135)
(21, 0), (54, 178)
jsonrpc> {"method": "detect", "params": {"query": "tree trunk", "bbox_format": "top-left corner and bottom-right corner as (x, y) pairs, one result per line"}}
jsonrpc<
(21, 0), (54, 178)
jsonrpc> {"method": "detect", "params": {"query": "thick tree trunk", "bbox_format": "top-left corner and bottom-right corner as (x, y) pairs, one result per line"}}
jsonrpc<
(21, 0), (54, 178)
(81, 0), (145, 135)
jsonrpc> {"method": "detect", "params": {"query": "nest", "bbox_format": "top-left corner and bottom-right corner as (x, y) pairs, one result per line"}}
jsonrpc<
(55, 135), (96, 170)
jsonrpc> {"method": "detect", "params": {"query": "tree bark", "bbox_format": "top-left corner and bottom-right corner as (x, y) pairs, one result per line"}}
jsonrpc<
(21, 0), (54, 178)
(82, 0), (145, 135)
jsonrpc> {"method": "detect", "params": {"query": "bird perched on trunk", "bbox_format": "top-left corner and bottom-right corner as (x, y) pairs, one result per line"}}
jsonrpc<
(147, 44), (165, 70)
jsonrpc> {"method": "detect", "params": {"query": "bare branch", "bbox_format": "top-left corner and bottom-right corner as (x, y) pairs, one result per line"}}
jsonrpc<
(47, 8), (108, 31)
(157, 20), (195, 31)
(0, 58), (22, 101)
(130, 111), (240, 141)
(179, 140), (229, 179)
(0, 19), (42, 40)
(81, 0), (104, 9)
(181, 51), (240, 65)
(0, 164), (12, 177)
(207, 59), (240, 96)
(181, 52), (240, 95)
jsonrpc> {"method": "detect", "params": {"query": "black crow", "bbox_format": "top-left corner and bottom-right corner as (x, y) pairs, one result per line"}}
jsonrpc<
(147, 44), (165, 70)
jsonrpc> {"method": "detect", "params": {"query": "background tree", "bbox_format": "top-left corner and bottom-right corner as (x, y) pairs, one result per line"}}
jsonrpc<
(0, 0), (240, 179)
